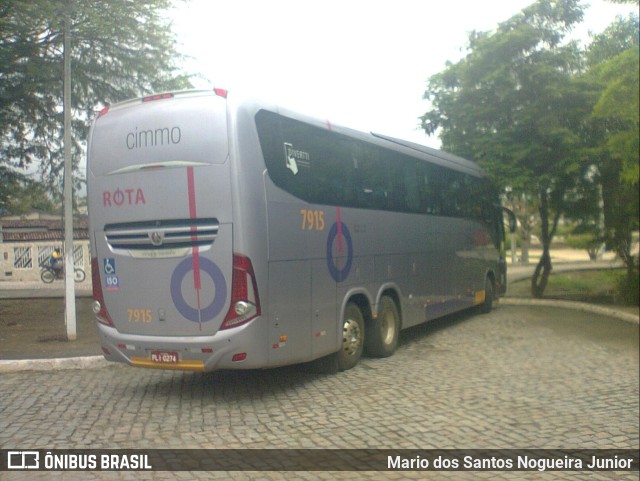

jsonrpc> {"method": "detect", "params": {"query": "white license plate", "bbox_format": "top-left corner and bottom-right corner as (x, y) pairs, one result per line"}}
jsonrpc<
(150, 351), (178, 364)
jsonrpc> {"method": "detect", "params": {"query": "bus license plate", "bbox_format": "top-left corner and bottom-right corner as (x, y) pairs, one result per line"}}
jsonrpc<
(150, 351), (178, 364)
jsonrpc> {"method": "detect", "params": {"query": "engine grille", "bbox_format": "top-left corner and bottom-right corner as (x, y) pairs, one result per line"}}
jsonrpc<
(104, 218), (219, 252)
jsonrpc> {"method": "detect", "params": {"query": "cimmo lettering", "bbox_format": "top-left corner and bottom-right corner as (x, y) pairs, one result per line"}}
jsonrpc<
(126, 126), (181, 149)
(103, 188), (146, 207)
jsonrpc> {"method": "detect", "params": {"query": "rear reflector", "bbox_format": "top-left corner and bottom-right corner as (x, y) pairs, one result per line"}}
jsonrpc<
(232, 353), (247, 362)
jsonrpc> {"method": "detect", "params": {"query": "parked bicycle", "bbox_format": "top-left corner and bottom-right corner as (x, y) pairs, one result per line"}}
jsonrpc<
(40, 263), (86, 283)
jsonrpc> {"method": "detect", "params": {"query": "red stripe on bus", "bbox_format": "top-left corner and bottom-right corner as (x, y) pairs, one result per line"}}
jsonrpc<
(187, 166), (202, 302)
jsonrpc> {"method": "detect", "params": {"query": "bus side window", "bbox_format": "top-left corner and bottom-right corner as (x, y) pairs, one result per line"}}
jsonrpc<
(403, 159), (421, 213)
(423, 163), (446, 216)
(357, 144), (390, 210)
(384, 152), (405, 212)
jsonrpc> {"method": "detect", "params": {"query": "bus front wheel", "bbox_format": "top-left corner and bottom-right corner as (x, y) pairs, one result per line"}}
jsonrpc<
(337, 302), (365, 371)
(479, 277), (494, 314)
(365, 296), (399, 358)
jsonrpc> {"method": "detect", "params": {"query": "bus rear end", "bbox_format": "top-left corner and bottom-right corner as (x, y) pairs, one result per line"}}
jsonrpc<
(87, 90), (263, 371)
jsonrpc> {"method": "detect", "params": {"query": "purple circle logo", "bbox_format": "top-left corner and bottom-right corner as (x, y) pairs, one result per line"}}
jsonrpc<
(326, 221), (353, 282)
(170, 257), (227, 323)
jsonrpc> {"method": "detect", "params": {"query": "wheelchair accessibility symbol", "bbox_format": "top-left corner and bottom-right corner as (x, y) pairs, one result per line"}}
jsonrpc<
(104, 258), (115, 275)
(103, 258), (119, 291)
(170, 257), (227, 323)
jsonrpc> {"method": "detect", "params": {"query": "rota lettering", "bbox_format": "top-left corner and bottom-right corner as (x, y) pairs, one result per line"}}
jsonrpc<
(103, 188), (146, 207)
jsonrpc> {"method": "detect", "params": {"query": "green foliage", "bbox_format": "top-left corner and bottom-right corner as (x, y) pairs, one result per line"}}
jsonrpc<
(585, 14), (639, 273)
(421, 0), (595, 297)
(0, 166), (58, 215)
(587, 14), (639, 66)
(591, 46), (639, 183)
(565, 232), (600, 259)
(614, 269), (640, 305)
(508, 268), (626, 304)
(423, 0), (591, 191)
(0, 0), (191, 182)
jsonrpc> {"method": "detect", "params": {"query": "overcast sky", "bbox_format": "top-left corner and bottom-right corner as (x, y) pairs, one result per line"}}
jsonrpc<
(171, 1), (635, 148)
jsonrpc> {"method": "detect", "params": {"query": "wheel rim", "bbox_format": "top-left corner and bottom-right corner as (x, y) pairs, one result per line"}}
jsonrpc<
(342, 317), (362, 356)
(381, 310), (395, 345)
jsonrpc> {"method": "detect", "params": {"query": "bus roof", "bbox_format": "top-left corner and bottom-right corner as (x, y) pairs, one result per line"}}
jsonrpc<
(95, 88), (485, 177)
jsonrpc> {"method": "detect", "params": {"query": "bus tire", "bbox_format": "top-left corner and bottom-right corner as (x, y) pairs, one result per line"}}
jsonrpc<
(306, 352), (339, 375)
(365, 296), (399, 358)
(336, 302), (365, 371)
(479, 277), (494, 314)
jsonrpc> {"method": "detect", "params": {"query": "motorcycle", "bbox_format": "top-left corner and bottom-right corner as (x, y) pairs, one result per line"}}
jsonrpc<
(40, 262), (86, 283)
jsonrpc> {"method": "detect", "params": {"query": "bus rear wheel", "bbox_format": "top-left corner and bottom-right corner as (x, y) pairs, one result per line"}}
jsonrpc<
(336, 302), (365, 371)
(365, 296), (399, 358)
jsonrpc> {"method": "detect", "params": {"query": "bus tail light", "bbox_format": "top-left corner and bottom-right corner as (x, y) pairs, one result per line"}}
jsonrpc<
(91, 257), (114, 326)
(96, 105), (110, 119)
(221, 254), (261, 330)
(214, 88), (228, 98)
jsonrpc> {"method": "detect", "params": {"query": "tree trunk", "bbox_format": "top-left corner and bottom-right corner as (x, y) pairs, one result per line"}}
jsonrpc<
(531, 188), (560, 298)
(531, 248), (552, 298)
(520, 233), (531, 264)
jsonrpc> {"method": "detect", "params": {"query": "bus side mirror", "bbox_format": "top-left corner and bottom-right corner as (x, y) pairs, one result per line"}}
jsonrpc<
(503, 207), (517, 233)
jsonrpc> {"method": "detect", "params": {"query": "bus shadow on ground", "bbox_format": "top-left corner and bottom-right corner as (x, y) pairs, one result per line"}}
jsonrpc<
(140, 309), (483, 401)
(127, 305), (486, 404)
(397, 308), (479, 350)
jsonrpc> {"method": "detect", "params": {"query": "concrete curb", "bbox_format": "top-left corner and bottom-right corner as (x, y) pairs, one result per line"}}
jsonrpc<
(1, 300), (636, 373)
(0, 355), (108, 373)
(500, 297), (639, 324)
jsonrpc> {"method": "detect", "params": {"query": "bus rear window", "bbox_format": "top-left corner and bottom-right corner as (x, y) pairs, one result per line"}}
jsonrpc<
(89, 94), (228, 176)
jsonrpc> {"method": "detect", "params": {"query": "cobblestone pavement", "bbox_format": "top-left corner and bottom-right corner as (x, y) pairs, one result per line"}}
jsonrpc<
(1, 305), (638, 480)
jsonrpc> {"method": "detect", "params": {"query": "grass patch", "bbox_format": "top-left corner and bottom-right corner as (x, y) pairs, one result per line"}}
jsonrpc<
(508, 268), (626, 305)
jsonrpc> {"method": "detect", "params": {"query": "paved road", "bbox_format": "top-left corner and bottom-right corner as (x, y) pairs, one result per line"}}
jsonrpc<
(1, 305), (638, 481)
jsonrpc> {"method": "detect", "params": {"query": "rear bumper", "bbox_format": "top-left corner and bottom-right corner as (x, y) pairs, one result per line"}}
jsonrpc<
(96, 318), (266, 372)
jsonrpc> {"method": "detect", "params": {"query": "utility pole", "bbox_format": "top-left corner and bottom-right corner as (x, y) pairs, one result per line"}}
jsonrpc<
(63, 7), (77, 340)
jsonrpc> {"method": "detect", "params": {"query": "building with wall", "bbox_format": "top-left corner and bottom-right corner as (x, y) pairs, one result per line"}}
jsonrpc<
(0, 212), (91, 284)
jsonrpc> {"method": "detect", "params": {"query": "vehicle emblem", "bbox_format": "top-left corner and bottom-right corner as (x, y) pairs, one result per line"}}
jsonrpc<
(150, 231), (164, 246)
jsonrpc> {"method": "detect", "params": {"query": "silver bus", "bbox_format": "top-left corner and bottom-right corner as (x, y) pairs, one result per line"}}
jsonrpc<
(87, 89), (513, 373)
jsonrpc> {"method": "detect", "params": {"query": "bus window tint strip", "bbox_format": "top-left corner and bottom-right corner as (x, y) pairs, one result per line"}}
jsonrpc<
(255, 110), (501, 230)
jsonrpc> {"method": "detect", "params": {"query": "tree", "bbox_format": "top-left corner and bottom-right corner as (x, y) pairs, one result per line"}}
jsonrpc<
(421, 0), (595, 297)
(585, 14), (639, 302)
(0, 0), (191, 187)
(0, 166), (58, 215)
